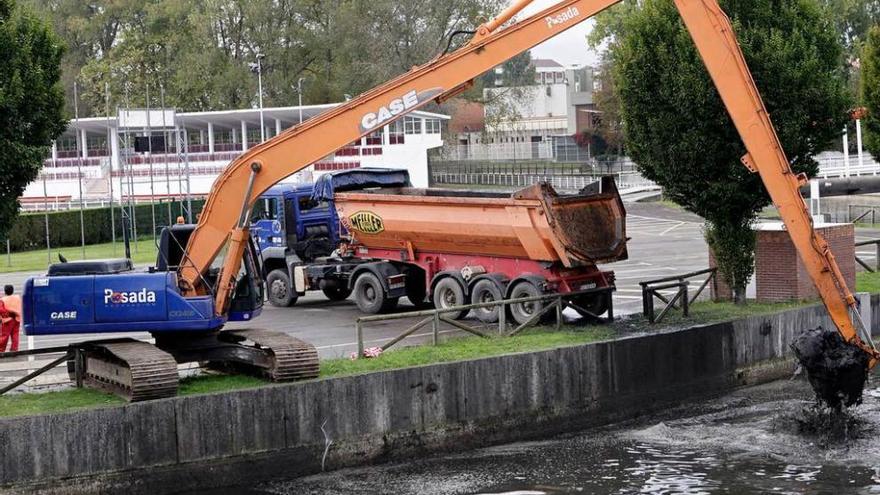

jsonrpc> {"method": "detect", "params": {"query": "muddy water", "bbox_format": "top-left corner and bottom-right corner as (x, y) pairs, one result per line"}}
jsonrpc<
(240, 378), (880, 494)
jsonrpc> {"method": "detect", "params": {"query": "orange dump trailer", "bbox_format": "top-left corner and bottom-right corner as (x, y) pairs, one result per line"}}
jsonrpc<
(335, 178), (627, 267)
(294, 175), (628, 325)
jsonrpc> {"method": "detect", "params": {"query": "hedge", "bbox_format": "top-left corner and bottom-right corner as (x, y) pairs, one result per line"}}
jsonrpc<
(7, 200), (205, 253)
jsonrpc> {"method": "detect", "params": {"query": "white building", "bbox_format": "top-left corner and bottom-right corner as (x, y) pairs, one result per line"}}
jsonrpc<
(447, 59), (596, 162)
(26, 104), (449, 210)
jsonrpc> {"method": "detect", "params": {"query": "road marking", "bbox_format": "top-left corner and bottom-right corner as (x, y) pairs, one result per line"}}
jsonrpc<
(660, 222), (686, 236)
(629, 214), (701, 225)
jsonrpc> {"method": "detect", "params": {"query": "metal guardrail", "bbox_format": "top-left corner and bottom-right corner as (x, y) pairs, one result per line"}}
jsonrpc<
(640, 268), (717, 324)
(354, 287), (614, 357)
(848, 205), (880, 225)
(856, 239), (880, 273)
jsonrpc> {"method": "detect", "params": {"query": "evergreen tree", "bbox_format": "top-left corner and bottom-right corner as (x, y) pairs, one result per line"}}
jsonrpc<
(0, 0), (66, 235)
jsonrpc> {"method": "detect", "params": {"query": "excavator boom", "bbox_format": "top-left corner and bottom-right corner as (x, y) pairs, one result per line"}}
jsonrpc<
(182, 0), (878, 366)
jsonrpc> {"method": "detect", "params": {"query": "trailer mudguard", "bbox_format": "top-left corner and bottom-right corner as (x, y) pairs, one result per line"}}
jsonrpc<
(348, 261), (407, 299)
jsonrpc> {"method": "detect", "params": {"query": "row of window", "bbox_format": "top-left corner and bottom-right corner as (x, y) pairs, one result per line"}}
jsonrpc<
(57, 117), (444, 157)
(535, 71), (565, 85)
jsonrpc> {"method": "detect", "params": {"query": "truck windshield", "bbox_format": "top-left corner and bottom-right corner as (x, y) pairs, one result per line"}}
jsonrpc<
(251, 197), (278, 222)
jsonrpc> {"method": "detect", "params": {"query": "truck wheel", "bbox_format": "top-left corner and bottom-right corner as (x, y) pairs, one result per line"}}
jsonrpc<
(433, 277), (468, 320)
(470, 279), (503, 323)
(322, 286), (352, 302)
(508, 281), (548, 326)
(353, 272), (398, 314)
(571, 294), (608, 317)
(267, 269), (297, 307)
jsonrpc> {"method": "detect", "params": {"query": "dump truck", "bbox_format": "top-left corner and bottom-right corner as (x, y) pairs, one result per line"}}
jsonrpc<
(262, 169), (627, 325)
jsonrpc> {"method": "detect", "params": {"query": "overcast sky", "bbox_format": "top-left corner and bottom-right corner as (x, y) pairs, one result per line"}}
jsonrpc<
(515, 0), (602, 67)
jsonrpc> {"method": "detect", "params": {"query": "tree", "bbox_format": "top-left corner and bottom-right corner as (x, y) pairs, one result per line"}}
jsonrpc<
(863, 25), (880, 161)
(592, 56), (624, 157)
(0, 0), (66, 236)
(611, 0), (850, 303)
(821, 0), (880, 55)
(25, 0), (505, 114)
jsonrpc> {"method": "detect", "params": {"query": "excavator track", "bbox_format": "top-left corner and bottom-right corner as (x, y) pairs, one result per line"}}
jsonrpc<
(221, 329), (320, 381)
(69, 339), (179, 402)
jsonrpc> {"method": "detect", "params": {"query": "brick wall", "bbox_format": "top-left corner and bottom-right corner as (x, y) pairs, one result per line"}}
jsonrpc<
(708, 249), (733, 301)
(755, 223), (855, 302)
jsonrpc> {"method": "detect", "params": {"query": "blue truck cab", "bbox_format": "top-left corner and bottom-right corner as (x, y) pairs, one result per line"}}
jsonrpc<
(251, 183), (342, 264)
(252, 168), (411, 307)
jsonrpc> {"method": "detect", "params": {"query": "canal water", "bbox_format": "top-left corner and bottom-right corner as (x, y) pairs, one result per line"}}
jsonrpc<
(229, 378), (880, 494)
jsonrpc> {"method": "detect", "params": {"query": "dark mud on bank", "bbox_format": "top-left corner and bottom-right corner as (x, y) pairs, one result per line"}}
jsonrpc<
(238, 378), (880, 495)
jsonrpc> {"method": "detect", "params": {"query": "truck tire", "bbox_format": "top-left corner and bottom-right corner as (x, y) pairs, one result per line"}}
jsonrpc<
(470, 279), (503, 323)
(508, 281), (549, 326)
(433, 277), (468, 320)
(267, 269), (297, 307)
(322, 286), (352, 302)
(353, 272), (398, 314)
(571, 293), (608, 318)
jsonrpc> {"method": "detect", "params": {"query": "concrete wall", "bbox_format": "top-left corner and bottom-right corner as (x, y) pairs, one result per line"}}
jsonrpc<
(2, 299), (875, 494)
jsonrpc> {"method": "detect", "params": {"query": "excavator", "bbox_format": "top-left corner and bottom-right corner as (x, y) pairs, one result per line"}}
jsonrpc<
(21, 0), (880, 401)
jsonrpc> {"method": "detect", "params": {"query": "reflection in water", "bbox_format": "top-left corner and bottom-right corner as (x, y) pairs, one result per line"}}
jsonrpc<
(254, 380), (880, 495)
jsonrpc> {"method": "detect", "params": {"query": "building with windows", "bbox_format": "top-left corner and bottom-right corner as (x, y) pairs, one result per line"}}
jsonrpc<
(26, 104), (448, 209)
(446, 59), (597, 162)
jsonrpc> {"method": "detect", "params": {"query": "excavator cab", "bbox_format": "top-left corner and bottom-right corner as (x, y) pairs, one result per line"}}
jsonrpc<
(227, 237), (264, 321)
(157, 225), (264, 321)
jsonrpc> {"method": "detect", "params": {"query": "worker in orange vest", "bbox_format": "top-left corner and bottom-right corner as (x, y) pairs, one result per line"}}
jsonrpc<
(0, 285), (22, 352)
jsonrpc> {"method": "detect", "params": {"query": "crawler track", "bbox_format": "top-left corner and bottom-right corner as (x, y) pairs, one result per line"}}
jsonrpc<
(70, 340), (179, 402)
(222, 329), (320, 381)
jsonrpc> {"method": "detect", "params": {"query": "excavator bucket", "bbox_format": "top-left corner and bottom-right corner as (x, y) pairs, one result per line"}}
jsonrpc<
(792, 326), (870, 410)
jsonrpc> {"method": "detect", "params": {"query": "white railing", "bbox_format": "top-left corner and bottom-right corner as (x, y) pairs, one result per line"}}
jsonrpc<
(816, 152), (880, 178)
(432, 170), (655, 192)
(440, 142), (555, 161)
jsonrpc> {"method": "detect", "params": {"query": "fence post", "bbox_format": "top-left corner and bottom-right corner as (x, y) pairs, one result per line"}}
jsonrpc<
(433, 311), (440, 345)
(499, 300), (507, 335)
(875, 242), (880, 272)
(642, 285), (655, 323)
(606, 290), (614, 322)
(556, 296), (563, 330)
(356, 320), (364, 358)
(681, 283), (689, 317)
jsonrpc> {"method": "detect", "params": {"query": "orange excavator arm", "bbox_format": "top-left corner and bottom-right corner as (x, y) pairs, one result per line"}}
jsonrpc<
(181, 0), (879, 364)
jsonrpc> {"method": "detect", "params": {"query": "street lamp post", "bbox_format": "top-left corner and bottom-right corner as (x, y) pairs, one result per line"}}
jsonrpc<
(249, 53), (266, 142)
(297, 77), (305, 125)
(853, 107), (868, 173)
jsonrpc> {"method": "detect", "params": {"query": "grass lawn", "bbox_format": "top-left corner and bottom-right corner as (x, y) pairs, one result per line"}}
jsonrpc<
(0, 239), (158, 274)
(0, 374), (267, 418)
(320, 326), (615, 378)
(628, 300), (813, 329)
(857, 271), (880, 293)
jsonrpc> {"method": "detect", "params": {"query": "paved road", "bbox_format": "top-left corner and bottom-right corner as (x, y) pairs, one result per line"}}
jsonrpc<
(0, 202), (712, 386)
